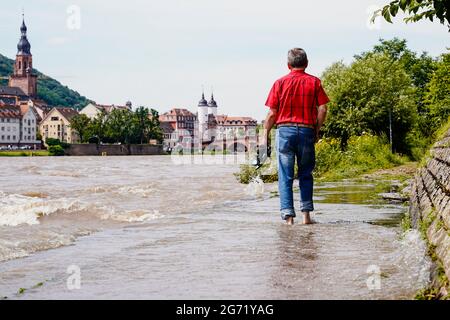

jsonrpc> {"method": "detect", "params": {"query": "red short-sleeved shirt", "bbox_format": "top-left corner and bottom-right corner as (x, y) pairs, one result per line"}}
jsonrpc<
(265, 70), (330, 125)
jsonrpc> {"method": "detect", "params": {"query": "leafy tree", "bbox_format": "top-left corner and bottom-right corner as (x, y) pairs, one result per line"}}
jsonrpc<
(88, 136), (100, 144)
(71, 107), (164, 145)
(45, 138), (61, 146)
(135, 107), (152, 144)
(374, 0), (450, 30)
(360, 39), (438, 139)
(357, 39), (437, 95)
(424, 52), (450, 130)
(70, 114), (91, 143)
(148, 108), (163, 143)
(45, 138), (70, 149)
(104, 109), (136, 144)
(87, 110), (108, 143)
(321, 53), (416, 153)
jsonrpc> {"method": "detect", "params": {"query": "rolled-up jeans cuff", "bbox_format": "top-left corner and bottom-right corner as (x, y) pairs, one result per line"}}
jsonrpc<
(280, 208), (296, 220)
(300, 201), (314, 212)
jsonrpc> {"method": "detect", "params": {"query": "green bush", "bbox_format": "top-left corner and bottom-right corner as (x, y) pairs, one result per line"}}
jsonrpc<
(45, 138), (61, 146)
(234, 163), (278, 184)
(60, 142), (70, 149)
(88, 136), (100, 144)
(314, 138), (342, 177)
(235, 133), (408, 184)
(316, 134), (406, 180)
(48, 145), (65, 156)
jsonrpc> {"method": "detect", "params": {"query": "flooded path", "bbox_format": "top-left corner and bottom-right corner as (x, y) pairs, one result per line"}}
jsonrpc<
(0, 156), (430, 299)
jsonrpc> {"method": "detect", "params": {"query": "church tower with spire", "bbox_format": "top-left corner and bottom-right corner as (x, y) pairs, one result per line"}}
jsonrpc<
(9, 15), (38, 97)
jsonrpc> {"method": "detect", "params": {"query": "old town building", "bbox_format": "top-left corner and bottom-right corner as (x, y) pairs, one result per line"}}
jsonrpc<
(0, 87), (28, 106)
(159, 93), (258, 151)
(159, 108), (197, 149)
(196, 91), (257, 141)
(215, 115), (258, 139)
(79, 101), (133, 119)
(0, 106), (21, 146)
(39, 108), (80, 144)
(0, 102), (39, 147)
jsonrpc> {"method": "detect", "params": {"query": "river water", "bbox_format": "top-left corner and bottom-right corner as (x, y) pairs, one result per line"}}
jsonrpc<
(0, 156), (431, 299)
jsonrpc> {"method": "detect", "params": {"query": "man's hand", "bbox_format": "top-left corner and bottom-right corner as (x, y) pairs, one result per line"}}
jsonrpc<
(315, 105), (328, 143)
(315, 127), (320, 143)
(263, 107), (278, 146)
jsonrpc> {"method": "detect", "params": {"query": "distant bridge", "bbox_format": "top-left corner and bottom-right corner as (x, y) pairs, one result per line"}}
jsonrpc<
(168, 129), (262, 154)
(201, 136), (258, 153)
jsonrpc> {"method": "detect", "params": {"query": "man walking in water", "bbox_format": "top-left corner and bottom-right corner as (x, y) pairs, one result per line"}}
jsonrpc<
(263, 48), (329, 225)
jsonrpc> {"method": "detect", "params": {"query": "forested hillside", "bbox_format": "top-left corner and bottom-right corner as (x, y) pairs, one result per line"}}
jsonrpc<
(0, 53), (91, 109)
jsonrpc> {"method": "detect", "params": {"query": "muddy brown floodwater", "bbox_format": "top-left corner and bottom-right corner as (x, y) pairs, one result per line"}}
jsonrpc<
(0, 156), (431, 299)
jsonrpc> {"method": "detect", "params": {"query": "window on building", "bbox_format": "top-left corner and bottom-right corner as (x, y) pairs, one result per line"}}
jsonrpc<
(51, 117), (59, 121)
(7, 135), (10, 140)
(1, 127), (3, 131)
(28, 119), (31, 126)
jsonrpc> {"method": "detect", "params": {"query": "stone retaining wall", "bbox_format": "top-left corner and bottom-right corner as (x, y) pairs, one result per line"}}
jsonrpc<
(409, 127), (450, 297)
(66, 144), (164, 156)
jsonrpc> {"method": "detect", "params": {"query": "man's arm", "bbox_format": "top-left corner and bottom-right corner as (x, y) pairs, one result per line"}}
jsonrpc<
(263, 107), (278, 145)
(315, 104), (328, 142)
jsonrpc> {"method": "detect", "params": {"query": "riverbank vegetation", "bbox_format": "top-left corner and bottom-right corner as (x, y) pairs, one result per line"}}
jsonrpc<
(70, 107), (163, 145)
(0, 150), (49, 157)
(235, 133), (408, 184)
(236, 38), (450, 184)
(314, 134), (407, 180)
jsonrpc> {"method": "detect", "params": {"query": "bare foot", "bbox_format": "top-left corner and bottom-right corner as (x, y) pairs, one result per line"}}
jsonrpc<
(302, 212), (313, 225)
(286, 217), (294, 225)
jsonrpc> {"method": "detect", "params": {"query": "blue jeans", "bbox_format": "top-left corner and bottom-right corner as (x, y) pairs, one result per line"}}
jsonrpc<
(276, 126), (315, 220)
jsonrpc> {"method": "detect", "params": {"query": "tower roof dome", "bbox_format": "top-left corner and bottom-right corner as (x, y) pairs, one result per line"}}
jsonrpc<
(20, 19), (27, 33)
(17, 18), (31, 55)
(208, 93), (217, 108)
(198, 92), (208, 107)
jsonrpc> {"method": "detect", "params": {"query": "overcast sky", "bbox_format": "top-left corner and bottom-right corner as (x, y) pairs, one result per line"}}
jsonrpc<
(1, 0), (448, 121)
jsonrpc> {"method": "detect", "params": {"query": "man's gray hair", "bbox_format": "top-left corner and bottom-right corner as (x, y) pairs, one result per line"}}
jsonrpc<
(288, 48), (308, 68)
